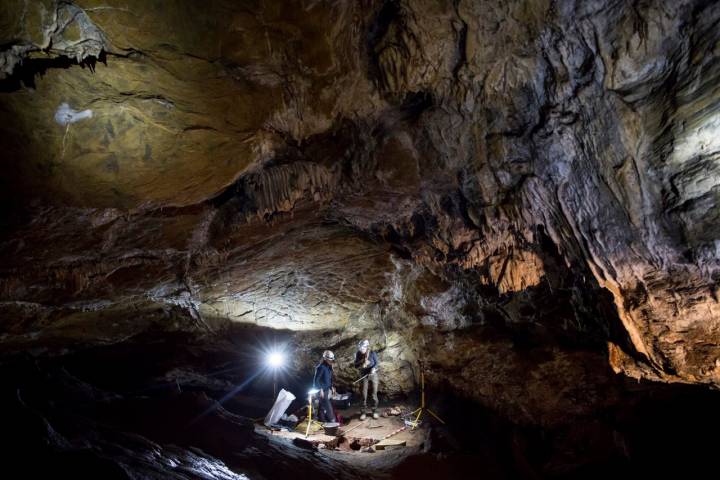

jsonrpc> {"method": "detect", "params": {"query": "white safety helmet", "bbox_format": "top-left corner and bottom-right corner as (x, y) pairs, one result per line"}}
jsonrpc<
(358, 339), (369, 352)
(322, 350), (335, 361)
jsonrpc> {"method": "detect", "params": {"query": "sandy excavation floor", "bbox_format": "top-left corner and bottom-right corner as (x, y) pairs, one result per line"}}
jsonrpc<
(255, 403), (431, 472)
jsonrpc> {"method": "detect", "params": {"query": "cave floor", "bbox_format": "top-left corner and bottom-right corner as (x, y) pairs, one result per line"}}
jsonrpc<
(255, 403), (430, 474)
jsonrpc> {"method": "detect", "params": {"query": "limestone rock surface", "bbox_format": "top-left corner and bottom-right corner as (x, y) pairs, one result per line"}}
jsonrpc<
(1, 2), (720, 475)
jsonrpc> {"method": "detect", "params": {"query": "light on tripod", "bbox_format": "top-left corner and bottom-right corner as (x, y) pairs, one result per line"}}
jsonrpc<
(266, 351), (285, 369)
(263, 348), (286, 398)
(304, 388), (324, 437)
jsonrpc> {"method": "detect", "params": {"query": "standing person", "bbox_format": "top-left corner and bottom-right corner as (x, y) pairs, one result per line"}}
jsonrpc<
(354, 339), (379, 420)
(313, 350), (336, 423)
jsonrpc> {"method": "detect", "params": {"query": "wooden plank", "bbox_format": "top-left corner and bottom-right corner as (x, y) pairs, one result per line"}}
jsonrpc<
(374, 439), (406, 450)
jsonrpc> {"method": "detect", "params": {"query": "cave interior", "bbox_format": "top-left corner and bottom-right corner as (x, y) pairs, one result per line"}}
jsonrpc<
(1, 1), (720, 479)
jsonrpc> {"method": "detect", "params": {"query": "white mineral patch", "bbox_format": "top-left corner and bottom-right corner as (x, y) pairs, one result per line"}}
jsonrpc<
(54, 102), (93, 125)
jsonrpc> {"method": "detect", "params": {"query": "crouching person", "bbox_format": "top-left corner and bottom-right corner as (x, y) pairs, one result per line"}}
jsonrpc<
(313, 350), (336, 423)
(354, 339), (379, 420)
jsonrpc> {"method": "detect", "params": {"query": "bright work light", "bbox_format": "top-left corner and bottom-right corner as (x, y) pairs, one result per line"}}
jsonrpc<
(266, 351), (285, 369)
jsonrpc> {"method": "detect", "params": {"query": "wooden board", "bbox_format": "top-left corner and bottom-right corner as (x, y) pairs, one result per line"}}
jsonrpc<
(374, 438), (406, 450)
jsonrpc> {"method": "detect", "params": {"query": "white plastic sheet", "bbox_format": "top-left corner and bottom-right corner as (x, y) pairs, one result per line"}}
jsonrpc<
(264, 389), (296, 426)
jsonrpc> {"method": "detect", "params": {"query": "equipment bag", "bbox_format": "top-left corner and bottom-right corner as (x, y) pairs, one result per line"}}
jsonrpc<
(264, 389), (296, 426)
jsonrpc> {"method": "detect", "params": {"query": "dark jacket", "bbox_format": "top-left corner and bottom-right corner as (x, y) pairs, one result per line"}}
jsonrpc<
(354, 350), (378, 376)
(313, 361), (334, 390)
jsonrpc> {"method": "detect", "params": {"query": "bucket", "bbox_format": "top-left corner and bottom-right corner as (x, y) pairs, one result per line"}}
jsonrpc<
(323, 422), (340, 436)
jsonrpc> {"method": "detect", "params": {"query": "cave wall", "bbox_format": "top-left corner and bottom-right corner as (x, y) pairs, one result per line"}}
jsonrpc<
(1, 0), (720, 434)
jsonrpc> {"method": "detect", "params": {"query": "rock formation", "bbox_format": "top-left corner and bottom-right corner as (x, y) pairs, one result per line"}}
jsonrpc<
(1, 0), (719, 477)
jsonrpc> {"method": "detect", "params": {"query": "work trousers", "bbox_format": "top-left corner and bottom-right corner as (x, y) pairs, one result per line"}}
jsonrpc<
(319, 388), (335, 423)
(361, 371), (379, 411)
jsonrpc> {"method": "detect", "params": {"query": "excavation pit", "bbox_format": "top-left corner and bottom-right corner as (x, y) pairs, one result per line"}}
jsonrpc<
(256, 405), (424, 460)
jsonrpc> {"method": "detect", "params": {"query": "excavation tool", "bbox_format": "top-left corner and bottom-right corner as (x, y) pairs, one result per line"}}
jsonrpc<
(405, 363), (445, 430)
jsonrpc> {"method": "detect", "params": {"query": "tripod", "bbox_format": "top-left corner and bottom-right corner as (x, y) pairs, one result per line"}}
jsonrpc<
(406, 364), (445, 430)
(304, 391), (325, 438)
